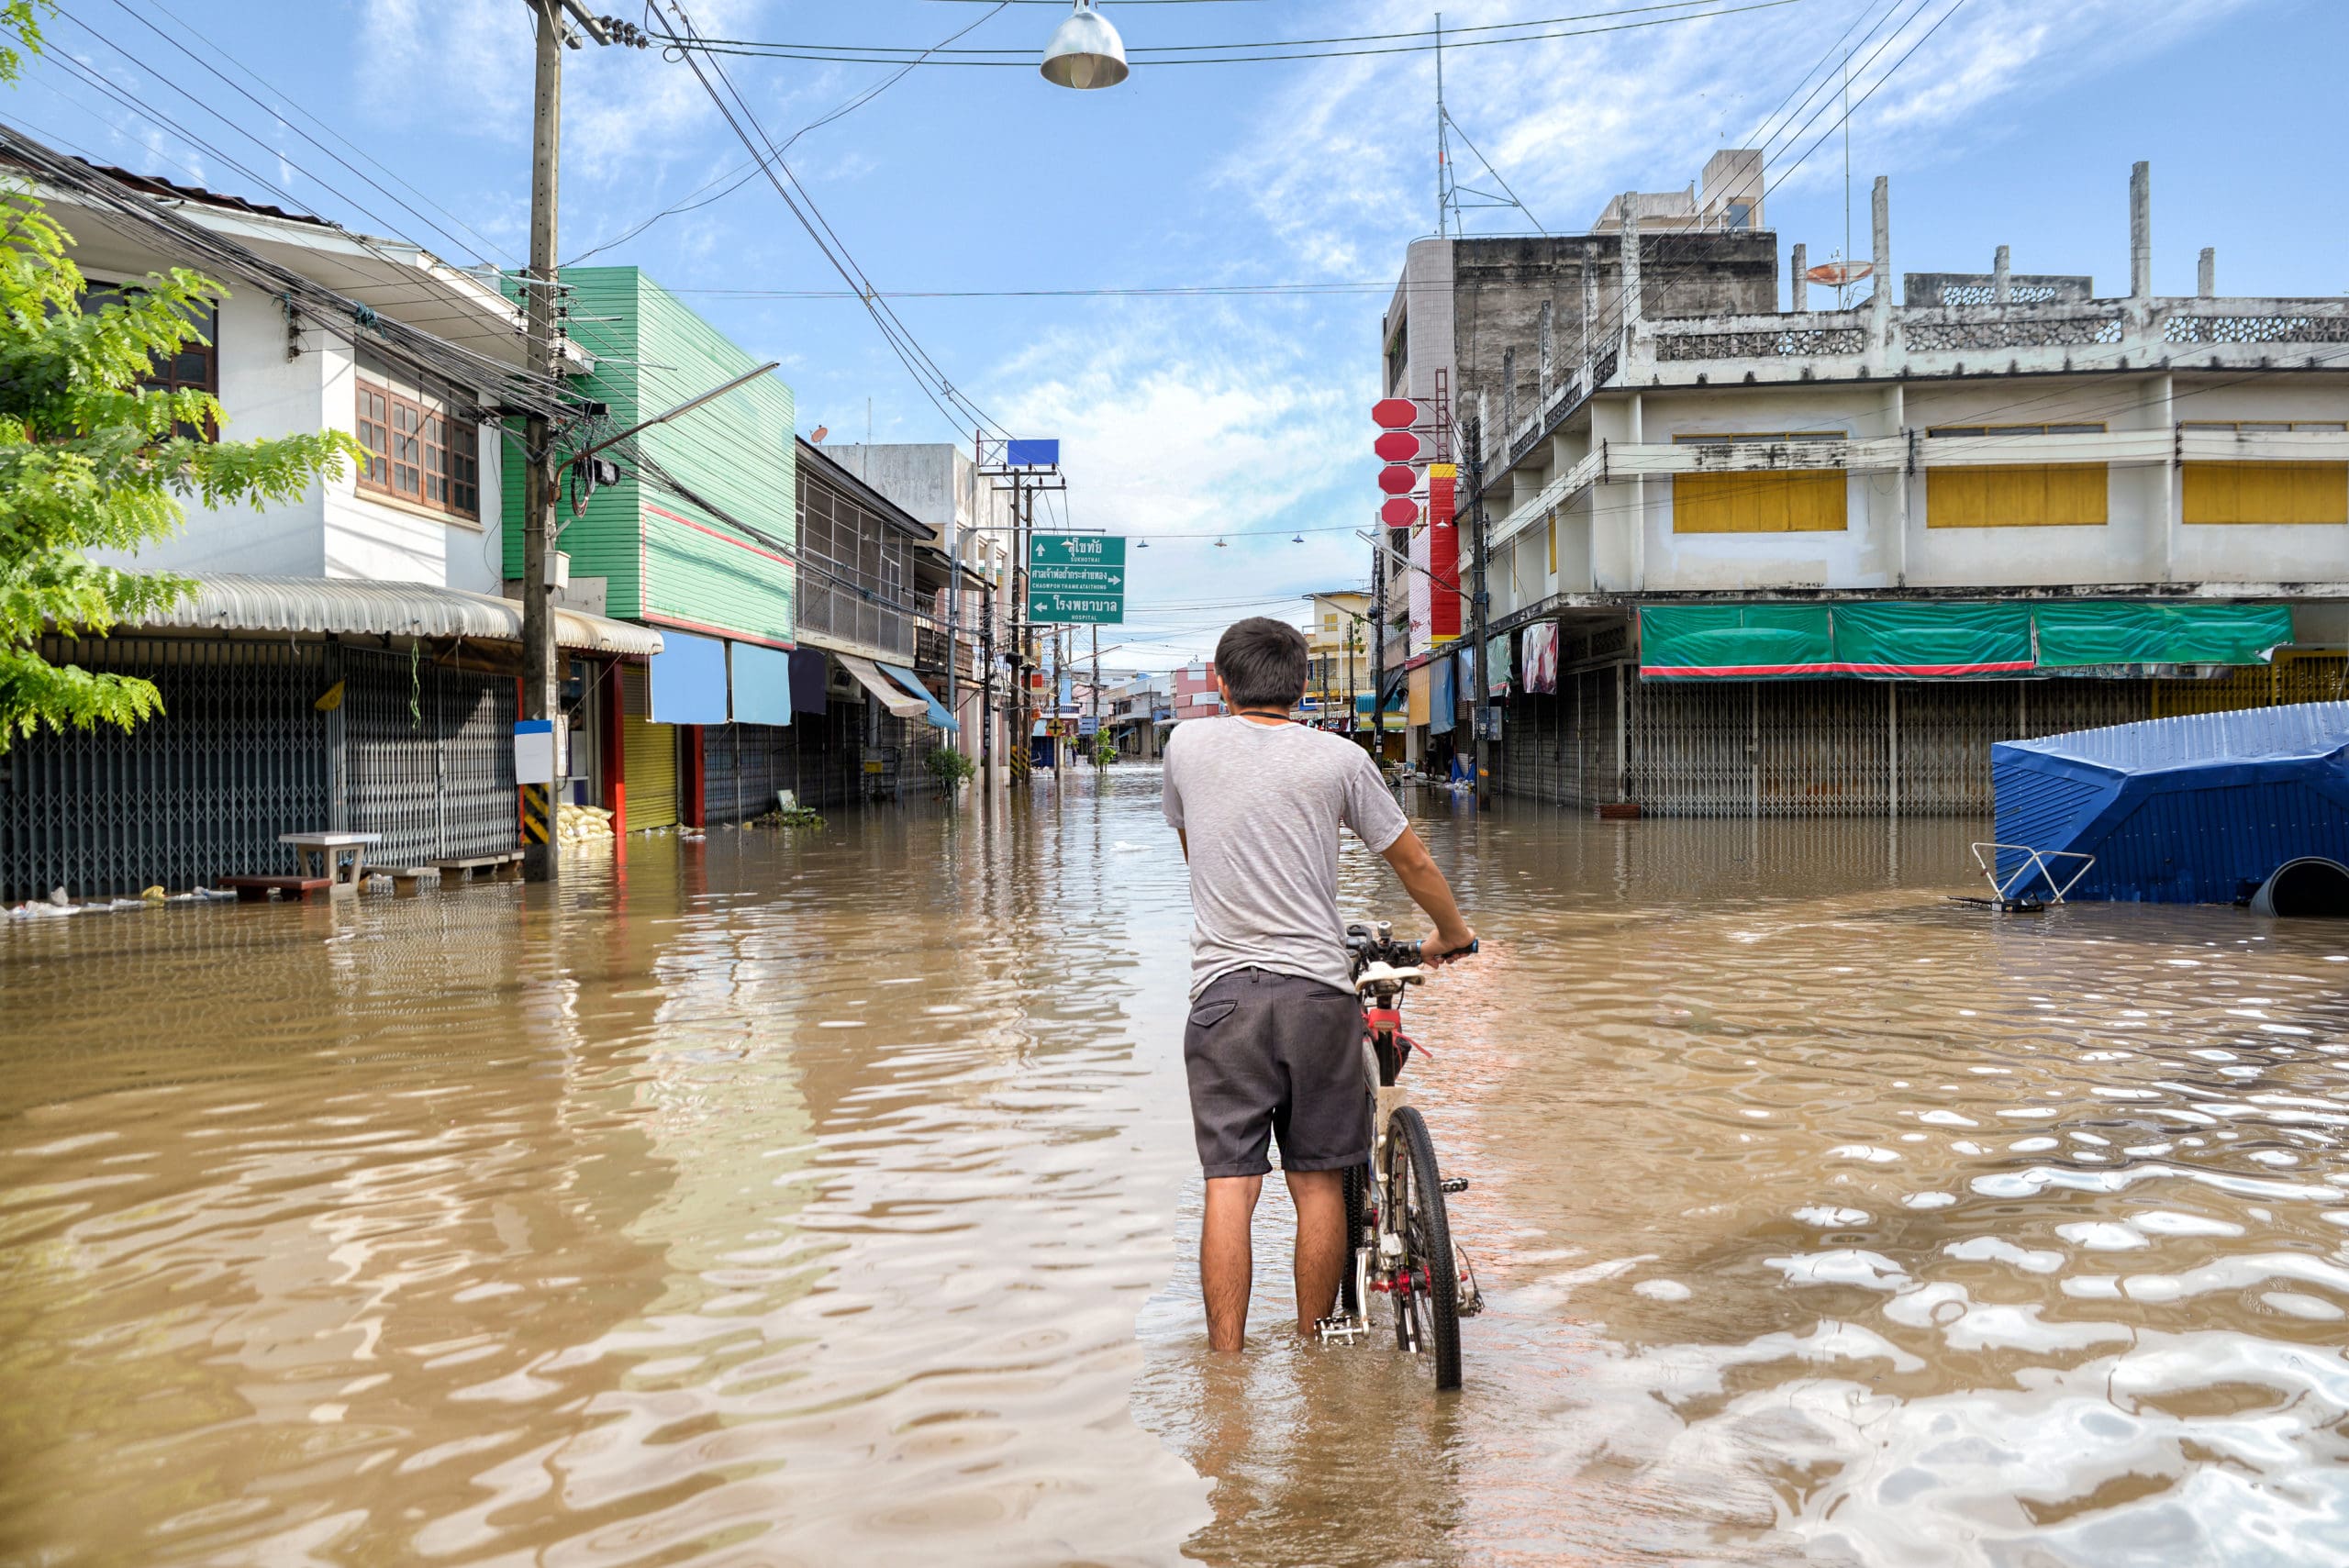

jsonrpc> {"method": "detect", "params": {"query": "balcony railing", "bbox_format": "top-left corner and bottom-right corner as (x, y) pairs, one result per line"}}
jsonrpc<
(796, 582), (914, 662)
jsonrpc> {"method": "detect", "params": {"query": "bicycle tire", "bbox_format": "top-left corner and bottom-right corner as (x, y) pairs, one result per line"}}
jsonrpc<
(1388, 1106), (1462, 1390)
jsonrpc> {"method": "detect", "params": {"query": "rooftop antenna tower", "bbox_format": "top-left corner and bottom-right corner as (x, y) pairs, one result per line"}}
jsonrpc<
(1434, 13), (1546, 238)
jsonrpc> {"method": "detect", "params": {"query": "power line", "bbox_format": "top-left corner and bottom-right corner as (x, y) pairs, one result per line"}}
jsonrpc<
(670, 0), (1816, 66)
(646, 2), (1011, 445)
(566, 1), (1011, 267)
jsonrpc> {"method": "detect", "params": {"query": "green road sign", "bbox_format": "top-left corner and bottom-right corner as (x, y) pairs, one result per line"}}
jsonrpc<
(1028, 534), (1125, 624)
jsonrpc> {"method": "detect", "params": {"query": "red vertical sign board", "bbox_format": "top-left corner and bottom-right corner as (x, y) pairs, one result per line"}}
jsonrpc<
(1426, 462), (1461, 641)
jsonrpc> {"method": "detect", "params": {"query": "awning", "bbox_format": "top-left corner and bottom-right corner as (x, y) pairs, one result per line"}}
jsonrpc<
(121, 573), (664, 657)
(1640, 601), (2296, 681)
(839, 653), (926, 718)
(651, 628), (728, 724)
(731, 642), (794, 727)
(789, 647), (829, 716)
(879, 662), (959, 732)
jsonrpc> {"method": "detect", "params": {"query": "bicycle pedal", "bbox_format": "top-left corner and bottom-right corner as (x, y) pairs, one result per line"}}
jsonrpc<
(1315, 1314), (1368, 1346)
(1439, 1176), (1470, 1194)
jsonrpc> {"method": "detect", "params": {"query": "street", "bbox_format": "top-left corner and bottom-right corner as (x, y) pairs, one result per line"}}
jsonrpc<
(4, 770), (2344, 1565)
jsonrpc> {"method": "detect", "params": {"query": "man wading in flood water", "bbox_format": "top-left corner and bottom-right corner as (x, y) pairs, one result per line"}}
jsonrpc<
(1163, 617), (1477, 1351)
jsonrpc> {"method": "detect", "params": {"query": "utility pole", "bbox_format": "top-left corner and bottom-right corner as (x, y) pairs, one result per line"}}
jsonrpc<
(518, 0), (565, 884)
(1466, 412), (1491, 806)
(1089, 621), (1100, 762)
(518, 1), (644, 882)
(1010, 473), (1030, 780)
(1369, 546), (1386, 763)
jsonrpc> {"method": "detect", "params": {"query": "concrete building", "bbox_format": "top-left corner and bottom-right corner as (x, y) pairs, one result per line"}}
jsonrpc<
(1412, 159), (2349, 817)
(1378, 151), (1778, 764)
(0, 133), (663, 900)
(1171, 661), (1222, 724)
(1106, 673), (1173, 759)
(826, 442), (1017, 773)
(1303, 591), (1373, 727)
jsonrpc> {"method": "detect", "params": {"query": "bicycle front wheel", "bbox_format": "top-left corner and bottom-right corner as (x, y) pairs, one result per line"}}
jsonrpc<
(1386, 1105), (1462, 1390)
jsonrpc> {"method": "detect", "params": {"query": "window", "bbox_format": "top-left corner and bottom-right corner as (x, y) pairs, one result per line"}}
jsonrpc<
(2177, 422), (2348, 525)
(81, 284), (218, 439)
(1924, 424), (2108, 528)
(1925, 422), (2105, 439)
(1670, 432), (1847, 534)
(355, 378), (479, 520)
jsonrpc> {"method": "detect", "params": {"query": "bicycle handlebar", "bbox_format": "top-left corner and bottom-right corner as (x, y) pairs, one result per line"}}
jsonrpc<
(1346, 923), (1477, 973)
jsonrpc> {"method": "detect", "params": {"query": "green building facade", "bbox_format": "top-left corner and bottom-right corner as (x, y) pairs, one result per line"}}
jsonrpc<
(504, 268), (796, 646)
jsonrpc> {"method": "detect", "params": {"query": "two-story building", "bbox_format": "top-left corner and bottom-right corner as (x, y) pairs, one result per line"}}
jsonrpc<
(1, 131), (662, 901)
(1383, 157), (2349, 816)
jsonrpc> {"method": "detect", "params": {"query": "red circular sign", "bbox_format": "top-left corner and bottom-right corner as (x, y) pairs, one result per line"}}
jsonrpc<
(1379, 496), (1419, 526)
(1372, 397), (1419, 429)
(1376, 463), (1418, 495)
(1374, 429), (1422, 462)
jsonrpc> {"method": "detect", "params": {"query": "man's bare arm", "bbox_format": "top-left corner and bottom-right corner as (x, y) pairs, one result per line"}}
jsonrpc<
(1178, 828), (1187, 863)
(1378, 828), (1475, 961)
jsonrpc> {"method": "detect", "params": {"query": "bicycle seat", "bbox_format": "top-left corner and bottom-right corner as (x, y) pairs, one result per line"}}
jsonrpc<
(1353, 961), (1427, 993)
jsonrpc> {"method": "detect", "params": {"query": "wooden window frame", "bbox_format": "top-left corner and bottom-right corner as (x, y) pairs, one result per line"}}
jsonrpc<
(80, 284), (219, 440)
(354, 377), (480, 522)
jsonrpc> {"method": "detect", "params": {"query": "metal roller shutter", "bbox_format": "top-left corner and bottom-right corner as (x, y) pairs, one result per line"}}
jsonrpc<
(620, 663), (678, 831)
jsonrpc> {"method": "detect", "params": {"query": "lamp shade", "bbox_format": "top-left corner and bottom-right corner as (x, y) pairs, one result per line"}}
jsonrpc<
(1041, 2), (1129, 89)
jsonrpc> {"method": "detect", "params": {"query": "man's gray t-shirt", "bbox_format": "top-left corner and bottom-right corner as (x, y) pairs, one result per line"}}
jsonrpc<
(1162, 717), (1410, 998)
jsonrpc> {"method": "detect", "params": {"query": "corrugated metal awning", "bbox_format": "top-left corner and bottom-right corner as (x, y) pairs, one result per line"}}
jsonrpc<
(837, 653), (926, 718)
(124, 573), (664, 657)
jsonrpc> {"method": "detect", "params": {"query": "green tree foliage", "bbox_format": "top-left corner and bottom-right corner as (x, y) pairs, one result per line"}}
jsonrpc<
(0, 190), (362, 746)
(924, 743), (976, 794)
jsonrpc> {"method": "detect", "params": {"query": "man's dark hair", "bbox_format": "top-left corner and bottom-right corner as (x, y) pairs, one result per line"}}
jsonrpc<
(1215, 617), (1310, 710)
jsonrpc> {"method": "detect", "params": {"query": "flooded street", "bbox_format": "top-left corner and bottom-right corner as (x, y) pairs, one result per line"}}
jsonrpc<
(4, 768), (2346, 1566)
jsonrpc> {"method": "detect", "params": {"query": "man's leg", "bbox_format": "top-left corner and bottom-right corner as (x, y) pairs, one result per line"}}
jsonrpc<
(1286, 1167), (1348, 1332)
(1201, 1173), (1263, 1351)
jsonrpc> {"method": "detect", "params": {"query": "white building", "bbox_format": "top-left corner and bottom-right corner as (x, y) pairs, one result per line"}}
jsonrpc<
(1403, 159), (2349, 816)
(25, 155), (589, 594)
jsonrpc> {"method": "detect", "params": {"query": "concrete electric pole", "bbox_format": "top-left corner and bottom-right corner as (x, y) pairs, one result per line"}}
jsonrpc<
(519, 2), (646, 882)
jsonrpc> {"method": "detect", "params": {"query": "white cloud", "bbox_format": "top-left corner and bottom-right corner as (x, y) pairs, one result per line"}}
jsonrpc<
(1223, 0), (2257, 266)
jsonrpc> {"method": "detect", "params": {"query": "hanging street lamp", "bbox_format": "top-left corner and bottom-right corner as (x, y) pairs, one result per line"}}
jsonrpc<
(1041, 1), (1129, 90)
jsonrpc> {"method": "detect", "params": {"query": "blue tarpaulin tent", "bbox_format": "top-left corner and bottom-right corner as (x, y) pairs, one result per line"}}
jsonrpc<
(1991, 702), (2349, 904)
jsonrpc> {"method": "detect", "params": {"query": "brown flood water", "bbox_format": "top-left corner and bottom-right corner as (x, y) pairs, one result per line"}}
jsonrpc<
(3, 768), (2346, 1566)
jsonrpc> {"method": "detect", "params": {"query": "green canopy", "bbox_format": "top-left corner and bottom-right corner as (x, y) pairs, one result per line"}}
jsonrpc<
(2033, 601), (2297, 669)
(1639, 600), (2295, 682)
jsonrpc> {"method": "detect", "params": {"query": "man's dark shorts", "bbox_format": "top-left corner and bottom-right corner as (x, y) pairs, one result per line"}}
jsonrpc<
(1183, 967), (1369, 1179)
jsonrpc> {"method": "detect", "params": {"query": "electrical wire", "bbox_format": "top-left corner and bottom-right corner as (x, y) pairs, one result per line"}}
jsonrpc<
(680, 0), (1814, 62)
(565, 0), (1011, 267)
(645, 2), (1012, 447)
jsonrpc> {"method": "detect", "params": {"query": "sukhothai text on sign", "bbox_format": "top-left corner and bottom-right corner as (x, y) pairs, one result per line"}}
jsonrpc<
(1028, 534), (1126, 624)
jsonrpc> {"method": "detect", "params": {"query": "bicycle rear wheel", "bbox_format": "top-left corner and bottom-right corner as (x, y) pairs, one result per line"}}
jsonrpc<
(1386, 1106), (1462, 1390)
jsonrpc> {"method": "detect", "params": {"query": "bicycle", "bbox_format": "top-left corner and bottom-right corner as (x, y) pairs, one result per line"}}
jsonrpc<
(1316, 920), (1484, 1389)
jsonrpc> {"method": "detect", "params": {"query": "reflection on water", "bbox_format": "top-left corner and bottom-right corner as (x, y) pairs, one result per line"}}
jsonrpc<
(2, 774), (2345, 1565)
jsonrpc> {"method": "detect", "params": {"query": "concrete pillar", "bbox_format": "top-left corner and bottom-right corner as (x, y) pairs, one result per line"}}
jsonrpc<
(1538, 300), (1553, 405)
(1619, 195), (1642, 330)
(1791, 242), (1808, 311)
(2198, 247), (2215, 298)
(1993, 244), (2011, 304)
(1870, 175), (1891, 319)
(1580, 245), (1597, 381)
(2130, 161), (2152, 299)
(1501, 346), (1517, 441)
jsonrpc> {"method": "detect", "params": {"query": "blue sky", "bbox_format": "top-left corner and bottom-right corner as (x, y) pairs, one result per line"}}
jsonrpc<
(9, 0), (2343, 662)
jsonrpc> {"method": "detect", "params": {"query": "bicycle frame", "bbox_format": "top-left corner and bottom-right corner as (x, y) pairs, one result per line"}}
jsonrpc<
(1319, 922), (1477, 1353)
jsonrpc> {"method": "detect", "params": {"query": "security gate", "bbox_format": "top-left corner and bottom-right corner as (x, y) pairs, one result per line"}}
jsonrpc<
(341, 647), (518, 867)
(0, 637), (329, 900)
